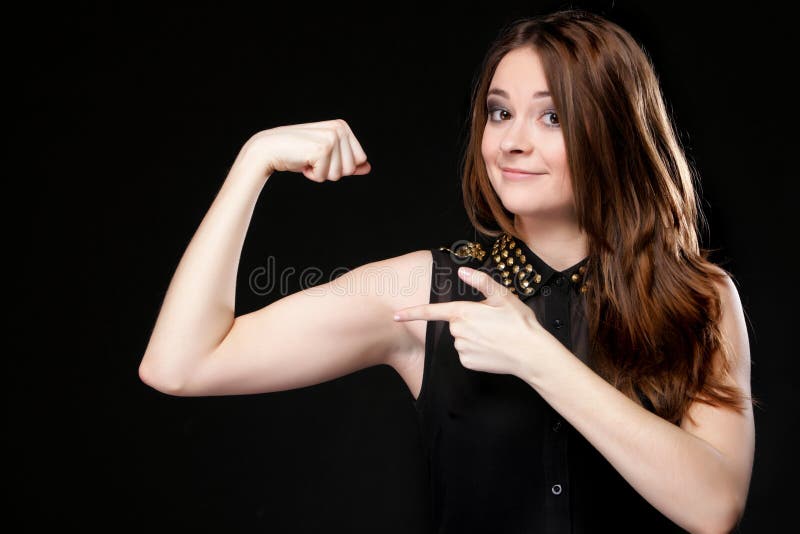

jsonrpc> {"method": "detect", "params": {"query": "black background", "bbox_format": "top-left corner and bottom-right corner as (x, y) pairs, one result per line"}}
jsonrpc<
(10, 1), (796, 532)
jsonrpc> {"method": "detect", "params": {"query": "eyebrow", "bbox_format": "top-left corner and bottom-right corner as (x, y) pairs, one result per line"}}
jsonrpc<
(487, 88), (551, 99)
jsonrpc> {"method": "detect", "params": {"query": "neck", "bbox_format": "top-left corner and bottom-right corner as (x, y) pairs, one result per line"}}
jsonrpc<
(513, 214), (589, 272)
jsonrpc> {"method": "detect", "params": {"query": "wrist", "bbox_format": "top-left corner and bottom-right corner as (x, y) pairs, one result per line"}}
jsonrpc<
(518, 331), (570, 391)
(229, 136), (274, 186)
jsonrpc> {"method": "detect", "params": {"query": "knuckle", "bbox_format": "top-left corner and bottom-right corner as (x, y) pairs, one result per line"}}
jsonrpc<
(324, 130), (338, 145)
(450, 318), (465, 336)
(310, 144), (326, 162)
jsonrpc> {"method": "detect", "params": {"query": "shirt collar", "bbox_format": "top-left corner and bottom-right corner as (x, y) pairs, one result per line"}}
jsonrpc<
(481, 232), (589, 302)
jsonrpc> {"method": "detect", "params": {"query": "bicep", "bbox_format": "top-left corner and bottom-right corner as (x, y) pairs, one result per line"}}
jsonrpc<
(680, 274), (755, 507)
(179, 251), (430, 396)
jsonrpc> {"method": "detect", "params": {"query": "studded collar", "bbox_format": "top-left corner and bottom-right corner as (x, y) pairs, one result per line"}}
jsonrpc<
(487, 232), (589, 301)
(440, 233), (589, 301)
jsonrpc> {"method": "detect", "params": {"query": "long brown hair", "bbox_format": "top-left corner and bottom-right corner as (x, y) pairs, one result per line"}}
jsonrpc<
(462, 9), (757, 425)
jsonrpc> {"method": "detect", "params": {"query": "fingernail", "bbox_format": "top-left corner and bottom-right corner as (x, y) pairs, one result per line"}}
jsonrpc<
(393, 313), (401, 321)
(458, 267), (471, 277)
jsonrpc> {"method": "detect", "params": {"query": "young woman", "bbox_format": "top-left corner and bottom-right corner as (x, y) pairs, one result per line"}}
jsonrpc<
(140, 9), (755, 533)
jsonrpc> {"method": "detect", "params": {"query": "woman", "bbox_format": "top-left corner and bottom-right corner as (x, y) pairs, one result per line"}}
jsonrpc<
(140, 9), (755, 533)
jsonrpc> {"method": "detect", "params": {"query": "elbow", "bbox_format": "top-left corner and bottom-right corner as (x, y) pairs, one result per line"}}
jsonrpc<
(697, 494), (745, 534)
(718, 498), (745, 534)
(138, 355), (189, 396)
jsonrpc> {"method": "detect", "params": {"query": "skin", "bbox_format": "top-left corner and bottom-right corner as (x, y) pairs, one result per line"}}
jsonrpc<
(481, 46), (589, 271)
(140, 47), (754, 534)
(138, 120), (429, 397)
(395, 47), (755, 534)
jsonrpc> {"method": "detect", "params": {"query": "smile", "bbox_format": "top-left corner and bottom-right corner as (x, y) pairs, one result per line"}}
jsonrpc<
(501, 169), (546, 181)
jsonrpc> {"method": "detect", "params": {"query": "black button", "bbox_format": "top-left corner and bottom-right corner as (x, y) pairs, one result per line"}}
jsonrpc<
(553, 319), (563, 329)
(552, 420), (562, 432)
(555, 276), (564, 286)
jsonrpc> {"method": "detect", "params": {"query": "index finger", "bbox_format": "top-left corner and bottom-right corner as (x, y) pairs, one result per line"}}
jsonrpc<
(393, 301), (466, 322)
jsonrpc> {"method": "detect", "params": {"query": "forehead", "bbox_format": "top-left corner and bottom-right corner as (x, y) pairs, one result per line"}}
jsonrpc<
(490, 47), (549, 93)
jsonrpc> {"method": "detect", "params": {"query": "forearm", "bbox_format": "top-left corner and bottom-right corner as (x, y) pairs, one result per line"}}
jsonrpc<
(521, 347), (737, 534)
(140, 140), (271, 391)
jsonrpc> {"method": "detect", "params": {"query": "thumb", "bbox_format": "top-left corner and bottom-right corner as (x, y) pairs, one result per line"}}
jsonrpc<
(352, 161), (371, 175)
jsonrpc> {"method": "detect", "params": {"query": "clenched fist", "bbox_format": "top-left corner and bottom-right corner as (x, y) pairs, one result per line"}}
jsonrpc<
(237, 119), (372, 182)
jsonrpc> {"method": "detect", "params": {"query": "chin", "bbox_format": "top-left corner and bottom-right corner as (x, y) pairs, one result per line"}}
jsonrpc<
(499, 199), (545, 216)
(500, 198), (568, 219)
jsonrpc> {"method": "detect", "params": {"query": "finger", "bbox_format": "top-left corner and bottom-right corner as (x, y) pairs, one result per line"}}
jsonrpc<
(304, 149), (329, 182)
(341, 123), (370, 175)
(347, 130), (369, 164)
(348, 134), (371, 175)
(353, 160), (371, 175)
(338, 130), (356, 176)
(327, 137), (342, 181)
(393, 301), (465, 322)
(311, 134), (333, 182)
(292, 120), (344, 130)
(457, 266), (512, 305)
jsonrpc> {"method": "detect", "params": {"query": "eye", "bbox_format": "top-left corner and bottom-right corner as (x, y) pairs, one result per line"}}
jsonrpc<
(543, 110), (560, 128)
(487, 106), (510, 121)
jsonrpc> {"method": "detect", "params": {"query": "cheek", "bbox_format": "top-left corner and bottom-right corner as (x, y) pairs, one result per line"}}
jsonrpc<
(542, 138), (568, 172)
(481, 130), (494, 161)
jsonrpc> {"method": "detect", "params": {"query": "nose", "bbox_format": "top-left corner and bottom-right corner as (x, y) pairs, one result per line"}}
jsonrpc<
(499, 118), (534, 154)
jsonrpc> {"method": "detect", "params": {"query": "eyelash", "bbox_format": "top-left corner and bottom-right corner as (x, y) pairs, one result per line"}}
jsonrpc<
(486, 106), (561, 128)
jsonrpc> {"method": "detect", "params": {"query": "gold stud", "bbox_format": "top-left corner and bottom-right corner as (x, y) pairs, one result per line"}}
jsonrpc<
(515, 248), (522, 256)
(521, 280), (529, 288)
(498, 262), (506, 270)
(501, 250), (509, 258)
(503, 279), (511, 286)
(519, 255), (526, 264)
(578, 265), (586, 274)
(525, 264), (533, 272)
(534, 273), (542, 283)
(524, 287), (533, 294)
(509, 241), (515, 249)
(507, 257), (514, 265)
(571, 273), (580, 282)
(501, 270), (510, 278)
(518, 271), (525, 279)
(512, 265), (520, 273)
(580, 285), (588, 293)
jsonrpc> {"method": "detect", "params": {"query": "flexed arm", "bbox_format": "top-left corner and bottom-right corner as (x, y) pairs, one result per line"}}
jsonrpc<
(138, 120), (430, 396)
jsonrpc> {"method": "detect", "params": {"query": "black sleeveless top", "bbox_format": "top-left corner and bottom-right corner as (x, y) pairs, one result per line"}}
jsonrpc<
(413, 233), (687, 533)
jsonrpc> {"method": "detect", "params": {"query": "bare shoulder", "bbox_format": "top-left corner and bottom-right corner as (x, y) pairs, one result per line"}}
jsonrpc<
(679, 266), (754, 520)
(370, 248), (433, 375)
(710, 268), (750, 376)
(321, 247), (433, 358)
(376, 247), (434, 331)
(371, 248), (433, 288)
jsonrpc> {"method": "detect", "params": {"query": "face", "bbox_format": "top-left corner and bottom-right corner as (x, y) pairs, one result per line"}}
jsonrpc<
(481, 46), (575, 222)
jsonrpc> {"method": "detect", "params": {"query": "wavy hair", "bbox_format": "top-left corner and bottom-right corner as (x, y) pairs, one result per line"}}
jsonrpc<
(462, 9), (758, 425)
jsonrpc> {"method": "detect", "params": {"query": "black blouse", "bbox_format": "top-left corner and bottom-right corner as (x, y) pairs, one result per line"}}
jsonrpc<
(413, 232), (688, 533)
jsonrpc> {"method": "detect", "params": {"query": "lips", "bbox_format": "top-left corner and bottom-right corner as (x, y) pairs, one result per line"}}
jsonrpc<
(501, 167), (540, 174)
(500, 167), (545, 181)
